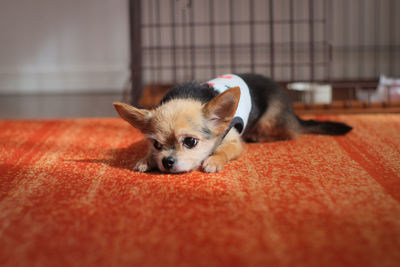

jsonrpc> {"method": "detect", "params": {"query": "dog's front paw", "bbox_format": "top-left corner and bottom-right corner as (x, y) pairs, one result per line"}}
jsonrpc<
(202, 155), (226, 173)
(134, 159), (151, 172)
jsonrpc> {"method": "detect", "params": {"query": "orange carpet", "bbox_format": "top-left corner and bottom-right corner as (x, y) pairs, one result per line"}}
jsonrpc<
(1, 114), (400, 267)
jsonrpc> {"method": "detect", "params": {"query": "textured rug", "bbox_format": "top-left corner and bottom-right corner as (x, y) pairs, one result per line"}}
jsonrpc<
(1, 114), (400, 267)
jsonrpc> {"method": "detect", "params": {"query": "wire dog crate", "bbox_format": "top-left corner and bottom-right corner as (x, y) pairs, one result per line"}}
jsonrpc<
(128, 0), (400, 114)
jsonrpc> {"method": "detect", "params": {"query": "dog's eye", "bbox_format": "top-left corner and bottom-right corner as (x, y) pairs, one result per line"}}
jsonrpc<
(153, 140), (163, 150)
(183, 137), (198, 149)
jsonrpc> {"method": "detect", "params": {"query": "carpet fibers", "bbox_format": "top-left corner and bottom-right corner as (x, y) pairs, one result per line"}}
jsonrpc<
(1, 114), (400, 267)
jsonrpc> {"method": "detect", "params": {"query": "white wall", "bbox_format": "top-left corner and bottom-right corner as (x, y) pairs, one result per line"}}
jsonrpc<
(0, 0), (129, 94)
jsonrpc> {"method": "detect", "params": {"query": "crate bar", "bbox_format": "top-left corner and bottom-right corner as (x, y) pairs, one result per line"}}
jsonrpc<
(342, 0), (349, 79)
(289, 0), (295, 81)
(388, 0), (396, 106)
(324, 0), (332, 82)
(170, 0), (177, 83)
(229, 0), (235, 72)
(143, 41), (330, 51)
(129, 0), (142, 106)
(148, 0), (155, 82)
(155, 0), (161, 82)
(141, 19), (325, 28)
(189, 0), (196, 80)
(181, 5), (187, 80)
(249, 0), (255, 73)
(319, 44), (400, 52)
(143, 62), (328, 70)
(209, 0), (216, 77)
(269, 0), (275, 79)
(309, 0), (315, 82)
(389, 0), (395, 76)
(358, 0), (365, 79)
(374, 0), (380, 77)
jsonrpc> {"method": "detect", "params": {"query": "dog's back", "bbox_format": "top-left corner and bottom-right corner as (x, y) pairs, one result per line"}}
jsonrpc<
(238, 73), (352, 142)
(159, 73), (352, 142)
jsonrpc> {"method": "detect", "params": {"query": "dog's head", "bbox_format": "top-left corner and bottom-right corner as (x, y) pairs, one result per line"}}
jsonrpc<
(113, 87), (240, 173)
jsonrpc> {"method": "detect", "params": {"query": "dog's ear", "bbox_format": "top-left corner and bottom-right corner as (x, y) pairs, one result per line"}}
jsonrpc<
(203, 87), (240, 134)
(113, 102), (153, 133)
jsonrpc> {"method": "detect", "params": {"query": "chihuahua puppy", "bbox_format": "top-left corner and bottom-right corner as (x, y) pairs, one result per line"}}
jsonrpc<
(114, 73), (352, 173)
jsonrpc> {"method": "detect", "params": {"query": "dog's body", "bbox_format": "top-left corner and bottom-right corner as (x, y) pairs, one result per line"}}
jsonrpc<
(114, 73), (352, 173)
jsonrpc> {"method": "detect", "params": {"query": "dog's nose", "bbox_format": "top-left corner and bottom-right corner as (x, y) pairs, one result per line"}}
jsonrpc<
(162, 157), (175, 170)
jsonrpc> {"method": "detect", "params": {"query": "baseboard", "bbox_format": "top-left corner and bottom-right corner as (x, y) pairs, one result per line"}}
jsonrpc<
(0, 67), (130, 94)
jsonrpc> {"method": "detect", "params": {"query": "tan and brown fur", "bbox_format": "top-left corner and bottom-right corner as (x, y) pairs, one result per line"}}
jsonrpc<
(114, 87), (243, 173)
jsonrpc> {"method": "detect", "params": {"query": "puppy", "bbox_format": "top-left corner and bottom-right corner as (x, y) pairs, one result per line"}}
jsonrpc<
(114, 73), (352, 173)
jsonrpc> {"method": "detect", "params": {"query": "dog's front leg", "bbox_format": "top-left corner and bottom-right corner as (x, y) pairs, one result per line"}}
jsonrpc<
(135, 148), (156, 172)
(202, 129), (243, 173)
